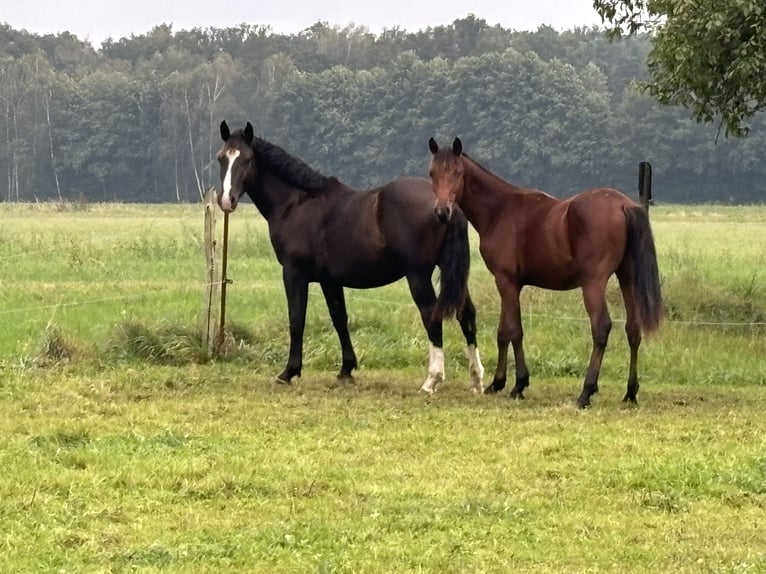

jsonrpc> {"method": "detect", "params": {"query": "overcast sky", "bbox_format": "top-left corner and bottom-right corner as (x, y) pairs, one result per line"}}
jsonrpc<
(2, 0), (604, 47)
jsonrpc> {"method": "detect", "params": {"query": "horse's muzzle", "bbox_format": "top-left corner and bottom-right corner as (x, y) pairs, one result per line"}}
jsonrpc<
(434, 205), (452, 223)
(218, 191), (238, 213)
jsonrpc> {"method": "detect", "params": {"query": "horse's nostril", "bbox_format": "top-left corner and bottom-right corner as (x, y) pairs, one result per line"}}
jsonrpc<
(434, 207), (450, 223)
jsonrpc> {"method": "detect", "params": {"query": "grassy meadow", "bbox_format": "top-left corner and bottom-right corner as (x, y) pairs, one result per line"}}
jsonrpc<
(1, 201), (765, 572)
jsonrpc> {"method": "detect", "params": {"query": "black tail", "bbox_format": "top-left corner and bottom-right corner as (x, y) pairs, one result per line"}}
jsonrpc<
(624, 206), (662, 335)
(434, 210), (471, 320)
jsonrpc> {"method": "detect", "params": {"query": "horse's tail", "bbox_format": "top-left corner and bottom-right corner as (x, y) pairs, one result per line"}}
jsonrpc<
(434, 210), (471, 320)
(623, 205), (663, 335)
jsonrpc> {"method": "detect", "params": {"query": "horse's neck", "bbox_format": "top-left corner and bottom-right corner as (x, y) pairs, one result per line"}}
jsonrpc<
(248, 171), (305, 221)
(461, 161), (519, 234)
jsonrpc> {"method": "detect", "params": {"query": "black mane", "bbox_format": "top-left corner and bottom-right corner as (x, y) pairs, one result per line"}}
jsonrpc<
(252, 137), (336, 192)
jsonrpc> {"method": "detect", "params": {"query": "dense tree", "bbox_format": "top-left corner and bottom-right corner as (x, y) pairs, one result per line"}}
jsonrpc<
(0, 18), (764, 203)
(593, 0), (766, 137)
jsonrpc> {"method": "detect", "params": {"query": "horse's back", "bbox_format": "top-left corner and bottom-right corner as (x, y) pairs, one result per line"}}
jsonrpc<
(509, 187), (635, 288)
(566, 187), (637, 233)
(306, 176), (452, 287)
(569, 187), (636, 209)
(376, 176), (433, 205)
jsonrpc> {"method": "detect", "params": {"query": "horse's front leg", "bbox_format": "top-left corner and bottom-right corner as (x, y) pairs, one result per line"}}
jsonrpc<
(276, 265), (309, 384)
(320, 280), (357, 380)
(487, 278), (529, 398)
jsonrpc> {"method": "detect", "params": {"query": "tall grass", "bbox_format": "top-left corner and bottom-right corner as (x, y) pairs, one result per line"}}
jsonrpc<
(3, 202), (764, 380)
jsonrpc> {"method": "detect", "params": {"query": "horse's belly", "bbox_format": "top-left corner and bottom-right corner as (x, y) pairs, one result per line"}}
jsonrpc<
(327, 256), (405, 288)
(523, 263), (580, 291)
(335, 267), (404, 288)
(527, 275), (579, 291)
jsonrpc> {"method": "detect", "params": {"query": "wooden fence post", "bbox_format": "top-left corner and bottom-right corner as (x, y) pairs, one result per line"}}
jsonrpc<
(217, 211), (232, 352)
(202, 187), (232, 357)
(638, 161), (652, 213)
(202, 187), (219, 357)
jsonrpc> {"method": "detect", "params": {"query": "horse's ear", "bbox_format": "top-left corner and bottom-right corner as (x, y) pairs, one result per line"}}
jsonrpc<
(452, 137), (463, 156)
(220, 120), (230, 141)
(244, 122), (254, 145)
(428, 137), (439, 155)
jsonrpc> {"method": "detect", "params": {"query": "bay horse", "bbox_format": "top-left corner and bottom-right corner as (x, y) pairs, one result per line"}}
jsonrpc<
(427, 137), (662, 408)
(215, 121), (485, 393)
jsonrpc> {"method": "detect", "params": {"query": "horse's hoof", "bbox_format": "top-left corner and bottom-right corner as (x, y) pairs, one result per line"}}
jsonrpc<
(576, 397), (591, 409)
(274, 375), (293, 385)
(484, 380), (505, 395)
(509, 389), (525, 400)
(622, 395), (639, 407)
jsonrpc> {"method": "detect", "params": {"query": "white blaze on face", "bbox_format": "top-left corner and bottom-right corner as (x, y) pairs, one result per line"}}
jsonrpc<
(465, 344), (485, 394)
(221, 148), (241, 212)
(420, 344), (445, 394)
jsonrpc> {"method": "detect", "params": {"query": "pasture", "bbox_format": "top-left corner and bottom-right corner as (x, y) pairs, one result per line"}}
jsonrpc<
(1, 202), (765, 573)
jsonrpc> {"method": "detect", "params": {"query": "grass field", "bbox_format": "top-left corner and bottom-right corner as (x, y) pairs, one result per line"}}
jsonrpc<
(1, 202), (765, 572)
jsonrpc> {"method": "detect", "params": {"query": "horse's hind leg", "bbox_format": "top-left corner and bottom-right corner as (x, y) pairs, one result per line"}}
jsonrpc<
(320, 280), (358, 380)
(406, 273), (444, 394)
(577, 280), (612, 408)
(457, 292), (485, 393)
(617, 272), (641, 405)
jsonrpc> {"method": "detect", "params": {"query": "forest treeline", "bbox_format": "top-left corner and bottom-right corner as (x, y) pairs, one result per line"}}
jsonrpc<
(1, 17), (765, 204)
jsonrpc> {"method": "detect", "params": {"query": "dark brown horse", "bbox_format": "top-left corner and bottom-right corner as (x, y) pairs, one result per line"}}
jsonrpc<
(215, 121), (485, 393)
(427, 137), (662, 407)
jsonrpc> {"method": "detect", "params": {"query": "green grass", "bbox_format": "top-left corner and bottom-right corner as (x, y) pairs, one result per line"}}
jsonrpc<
(1, 202), (766, 572)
